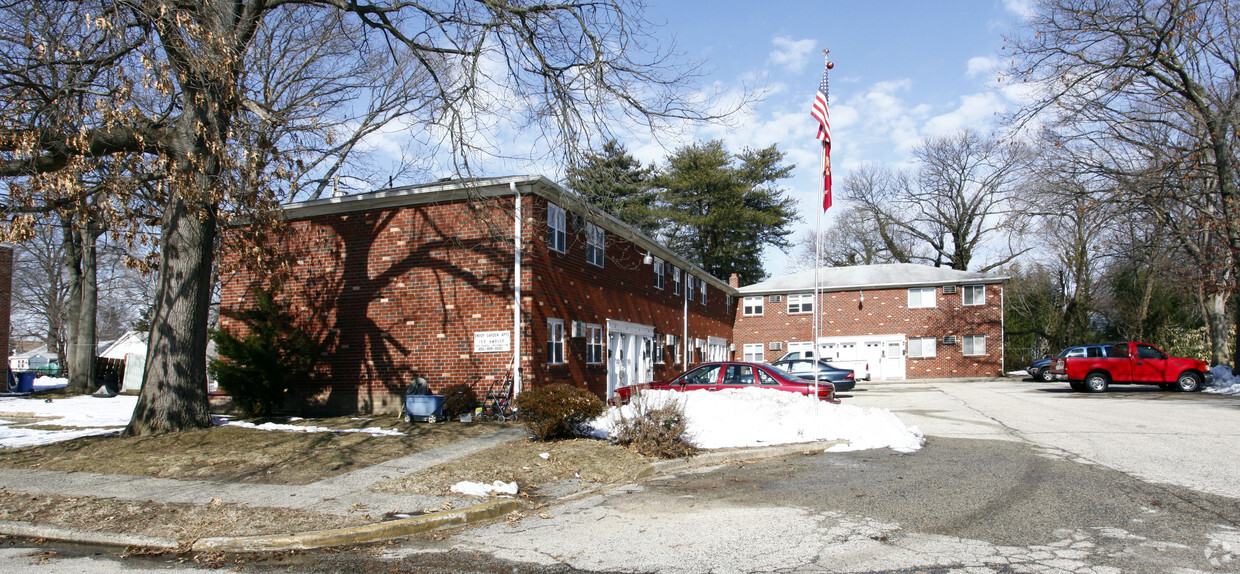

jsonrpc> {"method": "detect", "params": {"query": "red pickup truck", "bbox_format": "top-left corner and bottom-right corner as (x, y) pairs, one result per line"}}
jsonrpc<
(1048, 342), (1213, 393)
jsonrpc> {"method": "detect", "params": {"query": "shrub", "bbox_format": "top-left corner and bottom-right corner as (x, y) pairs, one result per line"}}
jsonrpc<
(611, 389), (698, 458)
(209, 284), (320, 417)
(515, 384), (605, 441)
(442, 383), (479, 419)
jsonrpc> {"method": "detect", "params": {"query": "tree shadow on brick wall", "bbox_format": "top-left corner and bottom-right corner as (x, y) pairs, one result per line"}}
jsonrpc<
(289, 205), (515, 413)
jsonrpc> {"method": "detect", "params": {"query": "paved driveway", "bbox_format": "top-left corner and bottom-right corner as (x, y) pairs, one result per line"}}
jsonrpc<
(409, 379), (1240, 573)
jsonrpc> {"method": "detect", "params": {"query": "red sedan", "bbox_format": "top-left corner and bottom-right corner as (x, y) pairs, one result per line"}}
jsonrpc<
(612, 361), (840, 405)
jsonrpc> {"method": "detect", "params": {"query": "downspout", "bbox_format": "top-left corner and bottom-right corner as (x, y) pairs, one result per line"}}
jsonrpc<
(512, 182), (522, 397)
(683, 272), (688, 366)
(999, 282), (1005, 378)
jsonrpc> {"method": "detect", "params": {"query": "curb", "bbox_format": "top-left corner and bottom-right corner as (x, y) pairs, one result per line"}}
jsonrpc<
(0, 520), (180, 551)
(191, 499), (523, 552)
(636, 439), (845, 478)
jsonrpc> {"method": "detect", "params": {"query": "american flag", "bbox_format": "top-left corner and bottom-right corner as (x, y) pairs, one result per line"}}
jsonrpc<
(811, 62), (832, 211)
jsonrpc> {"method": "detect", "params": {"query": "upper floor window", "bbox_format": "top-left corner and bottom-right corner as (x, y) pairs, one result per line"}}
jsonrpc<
(787, 292), (814, 314)
(908, 287), (936, 309)
(672, 266), (682, 294)
(586, 223), (604, 267)
(653, 257), (665, 290)
(962, 284), (985, 306)
(699, 277), (707, 304)
(687, 276), (696, 302)
(963, 335), (986, 356)
(546, 319), (565, 364)
(547, 203), (566, 253)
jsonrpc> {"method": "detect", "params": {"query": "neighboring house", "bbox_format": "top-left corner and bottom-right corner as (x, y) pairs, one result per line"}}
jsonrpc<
(9, 345), (58, 374)
(732, 263), (1007, 380)
(98, 330), (148, 360)
(218, 176), (735, 415)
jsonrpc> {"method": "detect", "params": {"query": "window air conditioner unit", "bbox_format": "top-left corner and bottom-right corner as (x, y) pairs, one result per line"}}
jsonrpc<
(769, 342), (783, 351)
(571, 320), (586, 338)
(769, 294), (783, 303)
(942, 285), (957, 294)
(942, 335), (957, 345)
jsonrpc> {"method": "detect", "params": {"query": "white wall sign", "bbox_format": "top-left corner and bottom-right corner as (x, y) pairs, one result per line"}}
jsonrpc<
(473, 331), (512, 353)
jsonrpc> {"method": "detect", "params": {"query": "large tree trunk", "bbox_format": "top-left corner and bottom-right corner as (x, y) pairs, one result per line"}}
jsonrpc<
(1202, 290), (1230, 367)
(124, 194), (217, 435)
(63, 215), (85, 393)
(62, 213), (100, 395)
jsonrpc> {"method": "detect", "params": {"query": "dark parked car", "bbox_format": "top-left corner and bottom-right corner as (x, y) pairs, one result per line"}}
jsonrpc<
(612, 361), (839, 405)
(769, 358), (856, 392)
(1028, 347), (1083, 382)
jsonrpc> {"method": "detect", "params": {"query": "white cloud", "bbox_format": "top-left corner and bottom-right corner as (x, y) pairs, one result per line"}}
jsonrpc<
(768, 36), (817, 72)
(922, 92), (1007, 136)
(967, 56), (999, 78)
(1003, 0), (1035, 19)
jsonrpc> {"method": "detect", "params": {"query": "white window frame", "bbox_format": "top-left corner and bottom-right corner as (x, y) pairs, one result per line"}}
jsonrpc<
(654, 334), (665, 364)
(742, 343), (764, 362)
(743, 296), (764, 316)
(687, 275), (696, 302)
(787, 292), (814, 314)
(586, 222), (605, 267)
(653, 257), (665, 290)
(547, 203), (566, 253)
(699, 277), (707, 304)
(908, 336), (936, 358)
(546, 319), (566, 364)
(908, 287), (937, 309)
(672, 266), (682, 295)
(585, 324), (604, 364)
(963, 334), (986, 356)
(962, 284), (985, 306)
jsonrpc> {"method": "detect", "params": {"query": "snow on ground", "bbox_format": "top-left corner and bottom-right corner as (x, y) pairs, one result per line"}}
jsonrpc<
(213, 418), (405, 436)
(592, 387), (925, 453)
(1207, 365), (1239, 396)
(450, 480), (519, 497)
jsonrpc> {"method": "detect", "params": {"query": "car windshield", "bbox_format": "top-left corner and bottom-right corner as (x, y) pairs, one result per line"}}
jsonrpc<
(764, 364), (799, 380)
(1055, 348), (1074, 358)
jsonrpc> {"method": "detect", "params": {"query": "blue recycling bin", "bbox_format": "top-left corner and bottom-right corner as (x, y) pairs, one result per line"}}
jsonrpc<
(404, 394), (445, 423)
(16, 372), (36, 393)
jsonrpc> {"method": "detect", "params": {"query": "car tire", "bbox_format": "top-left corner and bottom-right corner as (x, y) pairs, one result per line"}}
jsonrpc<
(1084, 372), (1109, 393)
(1038, 368), (1053, 382)
(1175, 372), (1202, 393)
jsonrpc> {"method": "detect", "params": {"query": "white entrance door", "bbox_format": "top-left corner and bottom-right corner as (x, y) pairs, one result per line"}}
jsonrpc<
(606, 319), (655, 400)
(879, 340), (905, 380)
(817, 334), (906, 381)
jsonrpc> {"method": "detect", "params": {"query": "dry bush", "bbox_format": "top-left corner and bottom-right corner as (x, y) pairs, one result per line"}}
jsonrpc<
(515, 384), (605, 441)
(442, 383), (479, 418)
(611, 389), (698, 458)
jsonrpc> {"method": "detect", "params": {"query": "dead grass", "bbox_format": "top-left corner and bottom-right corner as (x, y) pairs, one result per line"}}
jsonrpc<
(0, 491), (367, 546)
(373, 437), (651, 496)
(0, 417), (512, 485)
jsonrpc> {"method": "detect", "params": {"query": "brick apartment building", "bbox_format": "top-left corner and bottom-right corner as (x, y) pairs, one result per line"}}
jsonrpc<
(731, 264), (1008, 380)
(218, 176), (735, 414)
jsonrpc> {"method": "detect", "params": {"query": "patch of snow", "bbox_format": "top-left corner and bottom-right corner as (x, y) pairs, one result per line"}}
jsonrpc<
(1206, 365), (1239, 396)
(593, 387), (924, 453)
(33, 376), (67, 392)
(214, 419), (405, 436)
(539, 452), (550, 459)
(0, 426), (121, 448)
(450, 480), (518, 497)
(0, 395), (137, 427)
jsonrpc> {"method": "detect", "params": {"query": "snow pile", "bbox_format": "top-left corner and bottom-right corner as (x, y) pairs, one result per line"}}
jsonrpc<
(0, 393), (135, 448)
(1207, 365), (1240, 396)
(33, 376), (68, 392)
(214, 418), (405, 436)
(450, 480), (518, 497)
(594, 387), (924, 453)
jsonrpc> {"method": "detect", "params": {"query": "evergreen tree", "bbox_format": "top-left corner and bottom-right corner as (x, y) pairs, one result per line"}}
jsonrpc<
(209, 285), (319, 417)
(656, 141), (799, 285)
(566, 141), (661, 237)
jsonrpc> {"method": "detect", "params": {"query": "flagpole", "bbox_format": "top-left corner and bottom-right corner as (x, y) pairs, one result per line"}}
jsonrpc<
(813, 49), (830, 406)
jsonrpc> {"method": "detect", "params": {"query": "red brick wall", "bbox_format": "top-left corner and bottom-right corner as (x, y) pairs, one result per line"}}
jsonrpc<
(219, 192), (735, 414)
(732, 283), (1004, 378)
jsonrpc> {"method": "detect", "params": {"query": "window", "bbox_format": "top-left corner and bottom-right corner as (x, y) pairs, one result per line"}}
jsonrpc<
(726, 294), (734, 313)
(962, 335), (986, 356)
(546, 319), (565, 364)
(908, 287), (936, 308)
(699, 277), (707, 304)
(687, 276), (696, 302)
(963, 284), (985, 306)
(672, 266), (682, 294)
(586, 222), (604, 267)
(546, 203), (566, 253)
(908, 336), (936, 358)
(653, 257), (664, 289)
(654, 334), (665, 364)
(743, 296), (764, 316)
(743, 343), (764, 362)
(787, 292), (814, 314)
(669, 334), (681, 364)
(586, 324), (604, 364)
(1137, 344), (1166, 360)
(723, 364), (755, 385)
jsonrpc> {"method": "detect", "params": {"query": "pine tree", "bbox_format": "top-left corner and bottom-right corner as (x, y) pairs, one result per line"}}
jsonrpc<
(566, 141), (661, 237)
